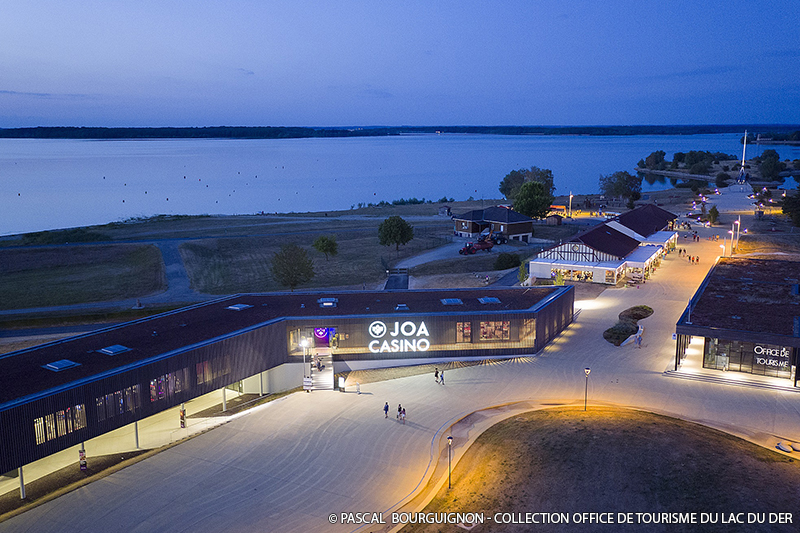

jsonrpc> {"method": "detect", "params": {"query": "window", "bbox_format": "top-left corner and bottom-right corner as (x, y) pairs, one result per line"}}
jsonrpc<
(34, 418), (46, 445)
(44, 414), (57, 441)
(34, 404), (87, 445)
(56, 410), (67, 437)
(96, 396), (106, 422)
(480, 321), (510, 341)
(456, 322), (472, 343)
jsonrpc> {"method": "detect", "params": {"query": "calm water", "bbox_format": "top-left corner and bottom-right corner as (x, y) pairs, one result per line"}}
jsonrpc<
(2, 134), (797, 236)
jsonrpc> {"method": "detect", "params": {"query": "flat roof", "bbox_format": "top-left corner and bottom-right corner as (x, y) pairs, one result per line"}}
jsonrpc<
(685, 257), (800, 338)
(0, 287), (563, 407)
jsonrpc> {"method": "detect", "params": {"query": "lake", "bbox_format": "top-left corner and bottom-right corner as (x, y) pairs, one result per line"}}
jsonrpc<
(1, 133), (798, 236)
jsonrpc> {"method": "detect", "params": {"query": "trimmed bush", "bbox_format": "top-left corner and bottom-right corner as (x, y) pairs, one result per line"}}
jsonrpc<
(494, 252), (521, 270)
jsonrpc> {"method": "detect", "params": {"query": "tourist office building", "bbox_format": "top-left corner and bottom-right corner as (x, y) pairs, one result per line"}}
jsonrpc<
(675, 257), (800, 387)
(0, 286), (573, 479)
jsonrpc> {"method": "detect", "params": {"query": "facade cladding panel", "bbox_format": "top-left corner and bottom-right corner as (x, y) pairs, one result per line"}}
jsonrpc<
(0, 287), (573, 473)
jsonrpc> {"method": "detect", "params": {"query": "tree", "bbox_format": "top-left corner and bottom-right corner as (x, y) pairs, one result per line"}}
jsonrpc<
(271, 244), (314, 291)
(513, 181), (554, 219)
(715, 172), (731, 188)
(599, 171), (642, 208)
(378, 215), (414, 251)
(312, 235), (338, 261)
(782, 191), (800, 227)
(759, 149), (786, 181)
(517, 262), (529, 285)
(644, 150), (667, 170)
(499, 166), (556, 202)
(498, 169), (525, 201)
(708, 205), (720, 225)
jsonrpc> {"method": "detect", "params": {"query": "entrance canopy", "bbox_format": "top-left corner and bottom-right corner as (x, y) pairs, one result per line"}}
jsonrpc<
(624, 245), (662, 269)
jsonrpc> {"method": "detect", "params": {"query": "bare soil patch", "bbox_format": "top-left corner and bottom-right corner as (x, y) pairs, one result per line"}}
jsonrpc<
(403, 407), (800, 533)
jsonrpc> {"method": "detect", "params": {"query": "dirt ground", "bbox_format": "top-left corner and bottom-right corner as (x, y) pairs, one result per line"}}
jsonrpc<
(402, 407), (800, 533)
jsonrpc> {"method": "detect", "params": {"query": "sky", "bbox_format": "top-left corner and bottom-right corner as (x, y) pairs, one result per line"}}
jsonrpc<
(1, 0), (798, 127)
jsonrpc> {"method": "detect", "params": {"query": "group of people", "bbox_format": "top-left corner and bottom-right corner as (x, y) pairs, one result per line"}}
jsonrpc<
(383, 402), (406, 423)
(684, 231), (700, 242)
(434, 367), (445, 385)
(677, 248), (699, 265)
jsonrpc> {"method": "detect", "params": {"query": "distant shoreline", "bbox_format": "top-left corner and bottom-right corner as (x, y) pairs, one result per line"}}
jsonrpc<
(2, 124), (800, 140)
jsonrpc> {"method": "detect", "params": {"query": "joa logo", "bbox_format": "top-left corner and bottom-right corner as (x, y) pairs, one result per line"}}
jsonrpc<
(368, 320), (430, 353)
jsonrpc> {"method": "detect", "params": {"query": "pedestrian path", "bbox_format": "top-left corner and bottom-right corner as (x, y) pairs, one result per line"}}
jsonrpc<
(6, 186), (800, 532)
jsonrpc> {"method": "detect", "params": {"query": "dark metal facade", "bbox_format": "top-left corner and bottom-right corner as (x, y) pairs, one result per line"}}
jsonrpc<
(0, 287), (573, 473)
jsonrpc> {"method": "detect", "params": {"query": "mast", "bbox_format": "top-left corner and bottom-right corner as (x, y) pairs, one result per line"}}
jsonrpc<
(739, 130), (747, 183)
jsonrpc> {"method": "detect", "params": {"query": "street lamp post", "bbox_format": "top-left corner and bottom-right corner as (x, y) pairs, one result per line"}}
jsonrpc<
(447, 435), (453, 489)
(300, 338), (309, 392)
(734, 218), (741, 250)
(728, 229), (734, 255)
(584, 368), (591, 411)
(569, 192), (573, 218)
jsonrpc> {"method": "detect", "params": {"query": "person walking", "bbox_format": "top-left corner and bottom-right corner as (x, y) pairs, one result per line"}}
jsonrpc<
(356, 382), (361, 395)
(397, 404), (402, 420)
(401, 407), (406, 424)
(440, 371), (445, 385)
(384, 402), (389, 418)
(434, 368), (439, 384)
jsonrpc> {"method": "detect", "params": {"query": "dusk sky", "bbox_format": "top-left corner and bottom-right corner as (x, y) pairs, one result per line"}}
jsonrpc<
(2, 1), (798, 127)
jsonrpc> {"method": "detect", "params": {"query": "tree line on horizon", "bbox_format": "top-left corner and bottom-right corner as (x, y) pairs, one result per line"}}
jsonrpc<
(3, 125), (800, 139)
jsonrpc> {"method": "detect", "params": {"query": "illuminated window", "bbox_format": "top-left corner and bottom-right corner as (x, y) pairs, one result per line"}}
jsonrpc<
(45, 414), (57, 441)
(34, 418), (46, 445)
(456, 322), (472, 343)
(74, 404), (87, 430)
(479, 321), (510, 341)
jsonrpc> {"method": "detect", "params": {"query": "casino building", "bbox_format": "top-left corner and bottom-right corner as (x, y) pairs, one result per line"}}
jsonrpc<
(674, 257), (799, 387)
(0, 286), (573, 481)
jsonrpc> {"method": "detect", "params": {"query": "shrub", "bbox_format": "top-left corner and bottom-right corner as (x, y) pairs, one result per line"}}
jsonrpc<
(494, 252), (521, 270)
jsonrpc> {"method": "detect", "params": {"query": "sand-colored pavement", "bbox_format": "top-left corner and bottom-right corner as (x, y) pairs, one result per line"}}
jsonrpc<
(4, 191), (799, 532)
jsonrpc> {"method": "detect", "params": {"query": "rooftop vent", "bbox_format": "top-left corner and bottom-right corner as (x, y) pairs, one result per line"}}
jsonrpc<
(226, 304), (253, 311)
(440, 298), (463, 306)
(98, 344), (131, 356)
(318, 297), (339, 308)
(43, 359), (80, 372)
(479, 297), (501, 304)
(395, 303), (409, 311)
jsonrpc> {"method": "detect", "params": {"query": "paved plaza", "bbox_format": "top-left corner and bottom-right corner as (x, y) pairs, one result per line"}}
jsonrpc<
(3, 188), (798, 533)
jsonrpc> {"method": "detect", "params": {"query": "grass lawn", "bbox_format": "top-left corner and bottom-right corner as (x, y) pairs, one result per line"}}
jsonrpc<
(403, 407), (800, 533)
(180, 226), (450, 293)
(0, 244), (166, 310)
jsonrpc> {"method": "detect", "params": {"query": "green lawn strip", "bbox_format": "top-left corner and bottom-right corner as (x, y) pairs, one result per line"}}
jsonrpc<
(0, 244), (166, 310)
(603, 305), (653, 346)
(179, 228), (448, 293)
(401, 408), (800, 533)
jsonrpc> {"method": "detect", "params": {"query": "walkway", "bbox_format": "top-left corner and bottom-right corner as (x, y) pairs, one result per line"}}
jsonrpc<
(4, 187), (799, 532)
(4, 206), (799, 533)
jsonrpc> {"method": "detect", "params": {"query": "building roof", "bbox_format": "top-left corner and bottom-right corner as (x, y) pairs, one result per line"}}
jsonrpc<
(610, 204), (677, 237)
(453, 206), (534, 224)
(0, 287), (563, 407)
(682, 257), (800, 339)
(572, 224), (641, 258)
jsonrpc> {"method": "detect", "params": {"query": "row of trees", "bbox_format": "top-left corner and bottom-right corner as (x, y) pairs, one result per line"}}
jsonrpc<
(270, 216), (416, 290)
(499, 165), (647, 215)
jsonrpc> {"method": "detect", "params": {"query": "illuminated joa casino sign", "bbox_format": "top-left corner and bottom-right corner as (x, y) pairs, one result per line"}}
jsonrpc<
(368, 320), (430, 353)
